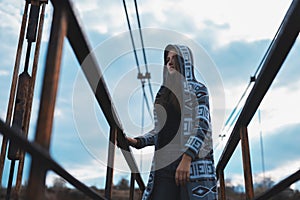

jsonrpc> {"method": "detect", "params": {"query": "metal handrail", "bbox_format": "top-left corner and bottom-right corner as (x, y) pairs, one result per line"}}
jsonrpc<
(217, 0), (300, 173)
(216, 0), (300, 199)
(253, 169), (300, 200)
(1, 0), (144, 199)
(0, 119), (106, 200)
(50, 0), (145, 193)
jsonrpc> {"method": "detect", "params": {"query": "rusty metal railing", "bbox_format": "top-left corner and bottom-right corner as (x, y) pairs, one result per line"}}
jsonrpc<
(0, 1), (50, 198)
(1, 0), (144, 199)
(253, 169), (300, 200)
(0, 119), (105, 199)
(216, 0), (300, 199)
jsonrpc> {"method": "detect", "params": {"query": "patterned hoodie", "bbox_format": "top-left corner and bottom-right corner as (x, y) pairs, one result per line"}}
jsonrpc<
(134, 44), (217, 200)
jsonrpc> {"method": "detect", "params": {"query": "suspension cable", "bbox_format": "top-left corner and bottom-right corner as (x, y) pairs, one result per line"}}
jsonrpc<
(133, 0), (154, 101)
(220, 18), (286, 139)
(122, 0), (153, 119)
(220, 81), (253, 137)
(258, 109), (266, 184)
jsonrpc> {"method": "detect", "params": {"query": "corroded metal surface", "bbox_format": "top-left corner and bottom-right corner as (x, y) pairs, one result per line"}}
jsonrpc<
(240, 126), (254, 200)
(26, 4), (67, 199)
(0, 1), (29, 186)
(217, 0), (300, 198)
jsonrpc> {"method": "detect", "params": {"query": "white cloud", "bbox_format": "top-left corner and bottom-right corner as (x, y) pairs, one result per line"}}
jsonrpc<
(70, 1), (127, 35)
(228, 159), (300, 190)
(0, 1), (23, 31)
(1, 0), (299, 191)
(257, 159), (300, 184)
(207, 0), (293, 44)
(121, 1), (292, 44)
(260, 84), (300, 131)
(215, 77), (300, 145)
(54, 0), (294, 47)
(245, 80), (300, 142)
(1, 0), (294, 47)
(54, 108), (64, 119)
(67, 161), (107, 181)
(46, 159), (107, 187)
(0, 111), (5, 120)
(0, 70), (9, 76)
(214, 77), (300, 164)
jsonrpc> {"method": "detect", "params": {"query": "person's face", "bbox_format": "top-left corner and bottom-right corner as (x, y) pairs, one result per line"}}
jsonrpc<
(166, 50), (180, 74)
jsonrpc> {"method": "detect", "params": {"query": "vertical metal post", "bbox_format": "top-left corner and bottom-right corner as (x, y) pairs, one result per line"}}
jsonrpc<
(129, 173), (135, 200)
(218, 170), (226, 200)
(105, 127), (117, 199)
(6, 160), (16, 200)
(26, 5), (67, 200)
(14, 2), (47, 196)
(240, 126), (254, 200)
(0, 1), (29, 186)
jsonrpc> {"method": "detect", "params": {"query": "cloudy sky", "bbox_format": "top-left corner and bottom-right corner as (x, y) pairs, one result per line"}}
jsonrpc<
(1, 0), (300, 192)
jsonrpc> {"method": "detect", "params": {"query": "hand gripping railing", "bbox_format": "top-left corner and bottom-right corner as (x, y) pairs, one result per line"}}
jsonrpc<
(1, 0), (144, 199)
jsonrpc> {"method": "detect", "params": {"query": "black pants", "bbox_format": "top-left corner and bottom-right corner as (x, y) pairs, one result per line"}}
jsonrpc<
(149, 161), (218, 200)
(151, 171), (189, 200)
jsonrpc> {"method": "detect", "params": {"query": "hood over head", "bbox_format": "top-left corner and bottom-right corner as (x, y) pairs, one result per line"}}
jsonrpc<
(163, 44), (195, 86)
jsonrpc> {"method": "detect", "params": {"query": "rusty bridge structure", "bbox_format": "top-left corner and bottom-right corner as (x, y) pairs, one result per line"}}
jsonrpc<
(0, 0), (299, 199)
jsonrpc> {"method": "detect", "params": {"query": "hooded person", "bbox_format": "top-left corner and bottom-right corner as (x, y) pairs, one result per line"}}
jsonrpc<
(127, 44), (217, 200)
